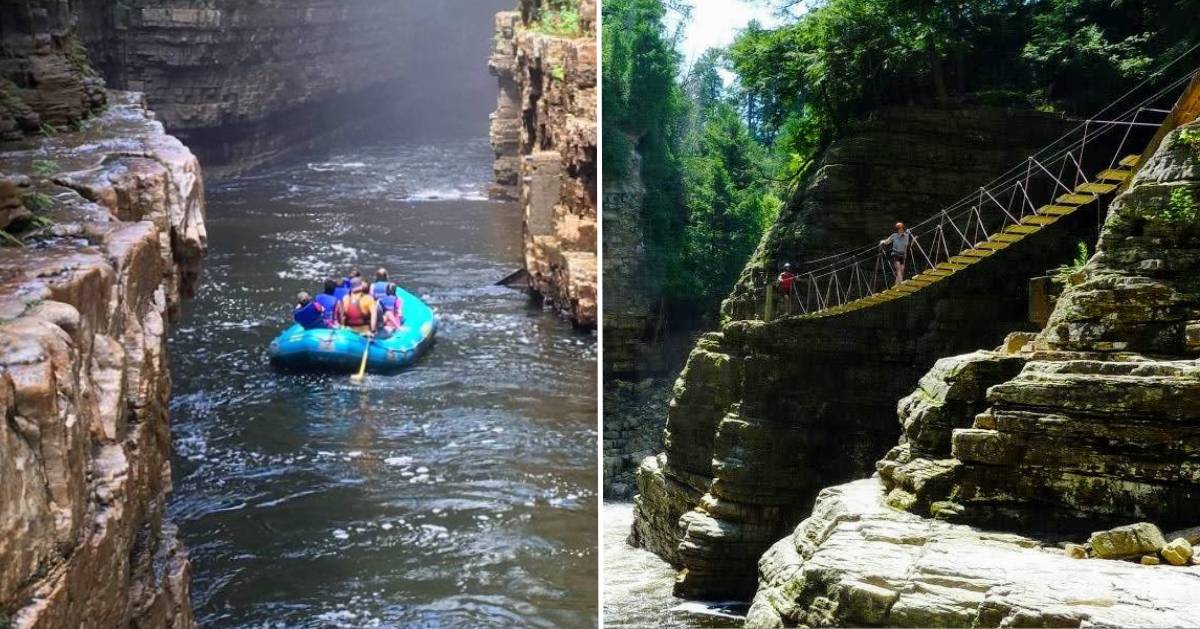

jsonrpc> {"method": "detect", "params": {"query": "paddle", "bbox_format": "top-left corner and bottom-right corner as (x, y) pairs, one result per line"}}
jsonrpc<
(352, 333), (372, 381)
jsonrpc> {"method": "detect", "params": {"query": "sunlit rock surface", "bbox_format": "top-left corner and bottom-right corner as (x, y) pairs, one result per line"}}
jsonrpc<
(0, 91), (205, 628)
(488, 0), (597, 328)
(746, 479), (1200, 628)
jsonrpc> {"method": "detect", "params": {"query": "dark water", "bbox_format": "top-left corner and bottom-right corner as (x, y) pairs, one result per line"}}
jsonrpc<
(167, 138), (598, 627)
(603, 504), (746, 628)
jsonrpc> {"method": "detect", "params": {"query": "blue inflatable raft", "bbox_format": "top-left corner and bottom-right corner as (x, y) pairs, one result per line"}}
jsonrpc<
(268, 286), (437, 373)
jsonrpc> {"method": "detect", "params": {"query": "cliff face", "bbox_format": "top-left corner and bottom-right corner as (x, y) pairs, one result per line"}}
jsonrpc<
(629, 108), (1090, 599)
(0, 0), (107, 141)
(748, 87), (1200, 628)
(77, 0), (410, 177)
(488, 0), (597, 328)
(0, 91), (206, 628)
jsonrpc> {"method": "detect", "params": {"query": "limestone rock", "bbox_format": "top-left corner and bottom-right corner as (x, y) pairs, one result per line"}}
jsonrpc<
(0, 89), (204, 628)
(1064, 543), (1087, 559)
(489, 3), (596, 328)
(1162, 537), (1193, 566)
(1141, 554), (1161, 565)
(748, 479), (1200, 628)
(1089, 523), (1167, 559)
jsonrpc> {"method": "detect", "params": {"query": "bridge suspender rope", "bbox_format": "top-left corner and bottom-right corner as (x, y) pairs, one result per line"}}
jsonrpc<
(765, 63), (1200, 322)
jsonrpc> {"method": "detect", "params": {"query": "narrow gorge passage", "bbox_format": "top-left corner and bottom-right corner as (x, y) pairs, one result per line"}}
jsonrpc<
(166, 140), (597, 626)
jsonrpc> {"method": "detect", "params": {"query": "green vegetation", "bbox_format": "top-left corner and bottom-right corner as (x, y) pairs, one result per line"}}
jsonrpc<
(531, 0), (583, 37)
(1052, 241), (1090, 285)
(1173, 127), (1200, 164)
(0, 229), (24, 248)
(605, 0), (782, 320)
(21, 192), (54, 211)
(1164, 186), (1199, 224)
(64, 33), (99, 79)
(38, 122), (59, 137)
(729, 0), (1200, 184)
(550, 64), (566, 82)
(31, 159), (59, 176)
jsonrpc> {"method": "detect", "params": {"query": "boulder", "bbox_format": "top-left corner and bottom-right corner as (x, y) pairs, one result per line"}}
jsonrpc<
(1089, 523), (1166, 560)
(1161, 537), (1193, 566)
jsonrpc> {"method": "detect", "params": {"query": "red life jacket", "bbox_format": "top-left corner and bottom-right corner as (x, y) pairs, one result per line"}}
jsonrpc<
(778, 271), (794, 294)
(341, 294), (370, 327)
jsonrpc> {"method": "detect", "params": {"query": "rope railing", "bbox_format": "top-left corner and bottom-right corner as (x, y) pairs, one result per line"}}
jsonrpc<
(761, 64), (1200, 322)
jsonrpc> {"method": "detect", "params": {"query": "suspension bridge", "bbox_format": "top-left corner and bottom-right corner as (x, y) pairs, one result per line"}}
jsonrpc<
(766, 61), (1200, 322)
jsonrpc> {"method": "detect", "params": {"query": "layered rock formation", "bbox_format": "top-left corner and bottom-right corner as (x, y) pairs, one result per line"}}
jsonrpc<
(0, 0), (107, 141)
(77, 0), (410, 176)
(488, 1), (597, 328)
(879, 90), (1200, 531)
(0, 87), (206, 627)
(746, 83), (1200, 627)
(629, 107), (1088, 599)
(747, 479), (1200, 628)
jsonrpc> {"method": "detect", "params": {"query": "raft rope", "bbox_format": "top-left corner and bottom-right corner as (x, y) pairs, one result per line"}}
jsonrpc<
(763, 61), (1200, 321)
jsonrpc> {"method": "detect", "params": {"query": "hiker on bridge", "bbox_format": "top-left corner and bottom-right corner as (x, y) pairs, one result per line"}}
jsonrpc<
(880, 222), (915, 286)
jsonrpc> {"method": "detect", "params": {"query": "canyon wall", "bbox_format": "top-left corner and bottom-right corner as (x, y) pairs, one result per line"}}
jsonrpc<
(77, 0), (410, 177)
(489, 0), (597, 328)
(628, 107), (1100, 599)
(0, 91), (206, 628)
(747, 84), (1200, 629)
(1, 4), (206, 625)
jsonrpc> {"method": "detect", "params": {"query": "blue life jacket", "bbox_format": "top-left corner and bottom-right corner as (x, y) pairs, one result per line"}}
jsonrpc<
(333, 286), (350, 302)
(293, 302), (326, 329)
(314, 293), (337, 321)
(379, 295), (398, 311)
(371, 281), (389, 298)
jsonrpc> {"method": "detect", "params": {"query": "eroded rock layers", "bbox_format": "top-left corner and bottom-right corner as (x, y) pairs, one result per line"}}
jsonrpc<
(630, 108), (1087, 599)
(0, 91), (206, 627)
(489, 1), (597, 328)
(747, 90), (1200, 627)
(0, 0), (108, 142)
(78, 0), (409, 176)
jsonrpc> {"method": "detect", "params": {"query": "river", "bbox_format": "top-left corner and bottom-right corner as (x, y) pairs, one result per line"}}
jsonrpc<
(603, 503), (747, 628)
(167, 137), (598, 627)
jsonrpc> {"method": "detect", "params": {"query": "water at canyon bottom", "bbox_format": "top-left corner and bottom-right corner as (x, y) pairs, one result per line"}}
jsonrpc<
(167, 138), (597, 627)
(603, 503), (747, 628)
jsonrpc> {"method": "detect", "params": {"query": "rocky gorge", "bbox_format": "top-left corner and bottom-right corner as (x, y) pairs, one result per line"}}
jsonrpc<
(1, 3), (207, 626)
(624, 105), (1113, 598)
(488, 0), (597, 328)
(72, 0), (417, 178)
(747, 80), (1200, 626)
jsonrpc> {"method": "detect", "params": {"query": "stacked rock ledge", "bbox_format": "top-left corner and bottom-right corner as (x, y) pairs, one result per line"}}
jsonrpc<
(488, 0), (597, 328)
(0, 90), (206, 628)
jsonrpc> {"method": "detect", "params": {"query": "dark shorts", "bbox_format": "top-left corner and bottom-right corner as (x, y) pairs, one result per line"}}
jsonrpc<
(890, 251), (906, 264)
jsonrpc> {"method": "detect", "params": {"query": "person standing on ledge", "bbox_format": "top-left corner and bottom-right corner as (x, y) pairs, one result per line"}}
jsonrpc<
(880, 222), (915, 286)
(776, 263), (795, 315)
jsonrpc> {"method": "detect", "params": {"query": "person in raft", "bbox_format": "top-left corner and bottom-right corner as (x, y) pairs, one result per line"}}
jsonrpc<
(333, 270), (355, 302)
(378, 283), (404, 335)
(336, 278), (378, 336)
(880, 222), (915, 286)
(370, 268), (390, 299)
(314, 279), (339, 327)
(293, 291), (331, 330)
